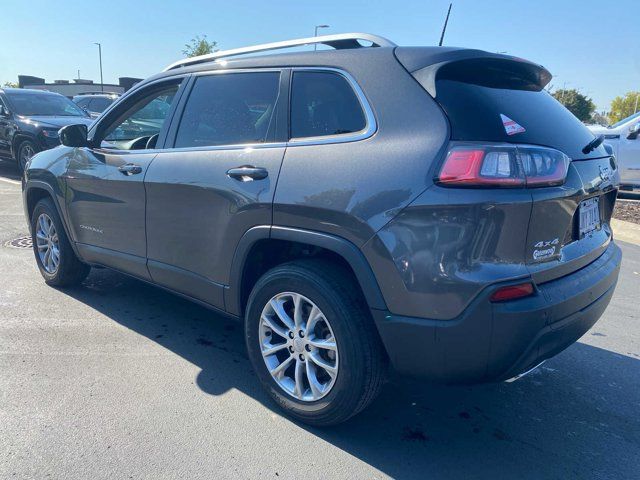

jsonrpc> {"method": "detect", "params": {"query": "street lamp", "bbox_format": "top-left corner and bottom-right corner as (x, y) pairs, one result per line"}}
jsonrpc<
(314, 25), (329, 50)
(94, 42), (104, 92)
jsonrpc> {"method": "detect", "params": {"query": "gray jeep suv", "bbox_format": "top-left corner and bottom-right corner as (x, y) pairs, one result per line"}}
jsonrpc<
(22, 33), (621, 426)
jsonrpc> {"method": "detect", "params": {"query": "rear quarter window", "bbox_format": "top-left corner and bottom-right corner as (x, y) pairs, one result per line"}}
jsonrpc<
(290, 71), (366, 139)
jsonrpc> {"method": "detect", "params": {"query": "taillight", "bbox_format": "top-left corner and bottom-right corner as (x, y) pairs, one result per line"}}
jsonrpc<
(438, 144), (570, 188)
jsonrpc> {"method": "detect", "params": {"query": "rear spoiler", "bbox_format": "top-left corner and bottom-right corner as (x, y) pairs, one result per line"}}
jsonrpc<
(395, 47), (551, 97)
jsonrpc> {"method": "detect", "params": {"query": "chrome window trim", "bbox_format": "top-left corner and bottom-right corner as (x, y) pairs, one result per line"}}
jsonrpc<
(287, 67), (377, 147)
(95, 67), (376, 155)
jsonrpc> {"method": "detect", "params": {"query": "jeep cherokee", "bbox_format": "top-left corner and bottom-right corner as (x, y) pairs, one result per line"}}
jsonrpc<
(22, 33), (622, 426)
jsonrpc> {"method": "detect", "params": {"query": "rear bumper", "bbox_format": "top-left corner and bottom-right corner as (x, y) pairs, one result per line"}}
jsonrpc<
(372, 241), (621, 382)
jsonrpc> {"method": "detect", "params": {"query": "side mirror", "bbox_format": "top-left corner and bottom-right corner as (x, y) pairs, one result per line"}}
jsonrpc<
(59, 124), (89, 147)
(0, 105), (9, 118)
(627, 122), (640, 140)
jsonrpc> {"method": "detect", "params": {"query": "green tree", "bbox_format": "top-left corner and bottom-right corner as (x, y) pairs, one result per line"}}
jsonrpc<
(3, 81), (18, 88)
(552, 88), (596, 122)
(609, 92), (640, 124)
(182, 35), (218, 57)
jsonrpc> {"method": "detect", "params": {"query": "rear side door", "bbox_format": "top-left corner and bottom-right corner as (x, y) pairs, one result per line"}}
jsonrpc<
(144, 69), (287, 309)
(64, 77), (187, 279)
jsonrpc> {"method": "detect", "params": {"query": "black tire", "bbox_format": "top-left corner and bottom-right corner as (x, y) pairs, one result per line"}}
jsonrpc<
(30, 197), (90, 287)
(245, 259), (387, 426)
(16, 139), (39, 174)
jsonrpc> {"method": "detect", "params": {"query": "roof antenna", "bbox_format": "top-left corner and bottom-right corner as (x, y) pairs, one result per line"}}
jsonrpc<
(438, 3), (453, 46)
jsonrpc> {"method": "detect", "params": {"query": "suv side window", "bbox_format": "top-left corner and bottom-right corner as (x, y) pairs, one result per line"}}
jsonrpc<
(0, 94), (9, 112)
(75, 97), (91, 109)
(100, 84), (181, 150)
(174, 72), (280, 148)
(290, 71), (366, 139)
(88, 97), (112, 113)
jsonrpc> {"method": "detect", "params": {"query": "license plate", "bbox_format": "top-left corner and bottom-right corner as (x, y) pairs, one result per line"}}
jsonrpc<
(579, 197), (600, 237)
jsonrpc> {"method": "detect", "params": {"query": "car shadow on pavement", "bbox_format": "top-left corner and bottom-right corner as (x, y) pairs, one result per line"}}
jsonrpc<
(0, 159), (21, 182)
(60, 267), (640, 479)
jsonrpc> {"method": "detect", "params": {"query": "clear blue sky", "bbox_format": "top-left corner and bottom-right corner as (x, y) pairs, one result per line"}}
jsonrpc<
(1, 0), (637, 111)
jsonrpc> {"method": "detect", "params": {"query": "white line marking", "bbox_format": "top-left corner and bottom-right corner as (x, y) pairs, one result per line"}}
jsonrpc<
(0, 176), (20, 185)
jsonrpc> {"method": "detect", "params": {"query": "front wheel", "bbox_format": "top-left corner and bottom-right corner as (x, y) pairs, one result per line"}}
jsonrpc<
(17, 140), (39, 174)
(31, 198), (90, 286)
(245, 260), (387, 426)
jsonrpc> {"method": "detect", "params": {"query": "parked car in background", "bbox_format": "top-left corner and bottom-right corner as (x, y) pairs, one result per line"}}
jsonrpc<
(0, 88), (92, 172)
(589, 112), (640, 191)
(73, 92), (120, 119)
(22, 33), (621, 426)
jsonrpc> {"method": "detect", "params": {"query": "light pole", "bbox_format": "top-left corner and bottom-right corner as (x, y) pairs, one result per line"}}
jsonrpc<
(314, 25), (329, 50)
(94, 42), (104, 92)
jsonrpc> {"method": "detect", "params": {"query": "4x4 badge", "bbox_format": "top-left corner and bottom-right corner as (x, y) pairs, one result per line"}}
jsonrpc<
(533, 238), (559, 260)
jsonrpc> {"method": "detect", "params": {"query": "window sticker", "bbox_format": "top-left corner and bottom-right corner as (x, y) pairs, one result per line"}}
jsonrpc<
(500, 114), (526, 136)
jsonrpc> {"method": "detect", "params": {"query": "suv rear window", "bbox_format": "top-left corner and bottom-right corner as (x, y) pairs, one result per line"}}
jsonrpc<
(290, 71), (366, 139)
(413, 59), (607, 160)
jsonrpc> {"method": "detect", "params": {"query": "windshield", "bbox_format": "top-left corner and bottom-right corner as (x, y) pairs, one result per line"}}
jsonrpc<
(6, 91), (86, 117)
(609, 111), (640, 129)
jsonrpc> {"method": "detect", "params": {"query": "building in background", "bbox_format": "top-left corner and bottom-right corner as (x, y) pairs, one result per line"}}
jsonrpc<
(16, 75), (142, 97)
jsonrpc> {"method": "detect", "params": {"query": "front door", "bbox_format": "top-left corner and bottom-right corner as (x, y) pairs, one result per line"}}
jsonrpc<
(64, 78), (186, 279)
(144, 70), (286, 309)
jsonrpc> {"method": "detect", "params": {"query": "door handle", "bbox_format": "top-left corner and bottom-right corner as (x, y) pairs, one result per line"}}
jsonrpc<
(118, 163), (143, 175)
(226, 166), (268, 181)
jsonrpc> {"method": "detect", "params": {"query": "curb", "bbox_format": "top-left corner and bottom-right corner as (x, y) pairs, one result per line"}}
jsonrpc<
(611, 218), (640, 246)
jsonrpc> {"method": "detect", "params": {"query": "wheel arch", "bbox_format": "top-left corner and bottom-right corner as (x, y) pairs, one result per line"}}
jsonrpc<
(24, 181), (82, 259)
(11, 133), (38, 159)
(225, 226), (388, 317)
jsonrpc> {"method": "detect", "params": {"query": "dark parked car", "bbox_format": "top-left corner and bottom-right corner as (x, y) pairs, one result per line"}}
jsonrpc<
(0, 88), (92, 172)
(22, 33), (621, 426)
(72, 92), (120, 119)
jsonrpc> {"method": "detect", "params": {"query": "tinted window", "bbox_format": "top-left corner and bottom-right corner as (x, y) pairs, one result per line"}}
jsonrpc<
(174, 72), (280, 148)
(102, 85), (180, 148)
(6, 91), (86, 117)
(74, 97), (91, 108)
(290, 71), (366, 139)
(433, 80), (608, 160)
(88, 97), (113, 113)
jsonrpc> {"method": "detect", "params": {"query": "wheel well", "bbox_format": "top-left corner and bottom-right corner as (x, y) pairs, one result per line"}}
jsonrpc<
(239, 239), (366, 316)
(12, 134), (33, 156)
(26, 187), (52, 221)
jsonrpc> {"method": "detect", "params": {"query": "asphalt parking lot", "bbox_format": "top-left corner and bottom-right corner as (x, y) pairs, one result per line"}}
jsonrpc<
(0, 158), (639, 479)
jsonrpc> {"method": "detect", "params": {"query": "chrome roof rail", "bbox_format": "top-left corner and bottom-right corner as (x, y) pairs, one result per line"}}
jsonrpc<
(163, 33), (396, 71)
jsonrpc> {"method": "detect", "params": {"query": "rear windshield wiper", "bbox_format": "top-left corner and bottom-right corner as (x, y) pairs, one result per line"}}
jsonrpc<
(582, 134), (605, 154)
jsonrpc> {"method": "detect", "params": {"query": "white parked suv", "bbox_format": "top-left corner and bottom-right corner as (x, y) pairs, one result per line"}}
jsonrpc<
(589, 112), (640, 190)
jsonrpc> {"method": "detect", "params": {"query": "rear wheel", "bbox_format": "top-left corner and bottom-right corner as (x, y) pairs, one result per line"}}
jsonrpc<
(17, 140), (39, 173)
(31, 198), (90, 286)
(245, 260), (386, 426)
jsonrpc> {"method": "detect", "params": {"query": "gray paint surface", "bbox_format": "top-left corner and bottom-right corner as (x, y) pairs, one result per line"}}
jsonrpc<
(1, 162), (639, 479)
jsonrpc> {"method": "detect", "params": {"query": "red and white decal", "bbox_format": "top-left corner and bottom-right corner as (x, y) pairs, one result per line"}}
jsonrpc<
(500, 114), (526, 136)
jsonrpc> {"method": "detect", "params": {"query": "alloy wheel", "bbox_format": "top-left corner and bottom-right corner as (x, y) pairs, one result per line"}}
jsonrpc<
(35, 213), (60, 274)
(259, 292), (339, 401)
(19, 143), (35, 171)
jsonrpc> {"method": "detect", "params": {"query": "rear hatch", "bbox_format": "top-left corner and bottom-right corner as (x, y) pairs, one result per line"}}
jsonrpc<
(401, 52), (618, 284)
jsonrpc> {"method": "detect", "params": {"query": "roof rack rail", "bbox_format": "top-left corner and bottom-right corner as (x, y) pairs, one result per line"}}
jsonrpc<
(163, 32), (396, 71)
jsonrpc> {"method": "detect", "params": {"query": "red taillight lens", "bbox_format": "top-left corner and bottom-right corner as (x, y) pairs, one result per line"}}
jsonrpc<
(438, 144), (570, 188)
(490, 282), (534, 302)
